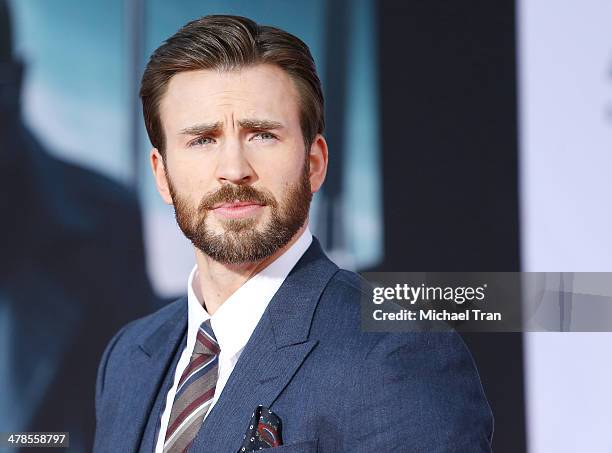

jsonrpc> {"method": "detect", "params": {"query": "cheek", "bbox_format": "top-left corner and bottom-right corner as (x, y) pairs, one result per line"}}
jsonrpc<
(251, 148), (305, 182)
(167, 158), (215, 202)
(256, 162), (303, 198)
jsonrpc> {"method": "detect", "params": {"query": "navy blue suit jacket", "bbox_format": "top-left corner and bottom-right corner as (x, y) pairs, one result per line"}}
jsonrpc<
(94, 239), (493, 452)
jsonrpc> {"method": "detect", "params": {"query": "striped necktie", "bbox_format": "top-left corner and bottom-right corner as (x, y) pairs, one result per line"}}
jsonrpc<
(163, 319), (220, 452)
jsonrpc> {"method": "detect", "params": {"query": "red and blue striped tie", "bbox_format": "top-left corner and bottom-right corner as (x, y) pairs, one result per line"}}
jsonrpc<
(163, 319), (220, 452)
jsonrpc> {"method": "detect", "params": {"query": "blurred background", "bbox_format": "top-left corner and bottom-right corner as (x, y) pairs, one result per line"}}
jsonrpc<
(0, 0), (611, 452)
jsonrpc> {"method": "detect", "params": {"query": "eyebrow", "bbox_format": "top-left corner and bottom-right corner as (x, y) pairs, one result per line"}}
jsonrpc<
(238, 119), (284, 130)
(179, 122), (223, 136)
(178, 119), (284, 136)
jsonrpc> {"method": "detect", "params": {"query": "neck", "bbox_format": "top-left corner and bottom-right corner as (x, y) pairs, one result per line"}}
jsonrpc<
(193, 223), (308, 315)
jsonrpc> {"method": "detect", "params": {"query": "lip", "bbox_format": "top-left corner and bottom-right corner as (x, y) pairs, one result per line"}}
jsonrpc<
(211, 201), (264, 219)
(213, 201), (262, 209)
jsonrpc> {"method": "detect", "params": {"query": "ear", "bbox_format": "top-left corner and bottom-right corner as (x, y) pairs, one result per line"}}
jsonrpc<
(308, 134), (328, 193)
(150, 148), (173, 205)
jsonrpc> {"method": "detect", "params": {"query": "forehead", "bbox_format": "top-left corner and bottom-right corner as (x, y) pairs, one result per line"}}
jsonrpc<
(159, 64), (301, 133)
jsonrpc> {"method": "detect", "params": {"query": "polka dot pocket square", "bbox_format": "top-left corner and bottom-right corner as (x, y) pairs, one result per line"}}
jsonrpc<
(238, 405), (283, 452)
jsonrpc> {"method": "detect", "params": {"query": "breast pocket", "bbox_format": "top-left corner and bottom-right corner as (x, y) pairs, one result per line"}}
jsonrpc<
(265, 438), (318, 452)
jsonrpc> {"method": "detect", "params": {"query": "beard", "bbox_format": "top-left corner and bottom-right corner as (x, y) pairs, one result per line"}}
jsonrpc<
(167, 160), (312, 264)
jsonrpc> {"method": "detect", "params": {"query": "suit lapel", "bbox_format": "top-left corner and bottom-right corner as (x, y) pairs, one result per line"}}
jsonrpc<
(139, 329), (188, 452)
(191, 239), (338, 453)
(105, 299), (187, 453)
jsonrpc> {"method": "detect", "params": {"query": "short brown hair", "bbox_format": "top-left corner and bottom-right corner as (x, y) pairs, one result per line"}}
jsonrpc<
(140, 14), (325, 158)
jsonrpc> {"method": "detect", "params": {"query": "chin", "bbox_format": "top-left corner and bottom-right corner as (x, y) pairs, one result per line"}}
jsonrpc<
(216, 215), (266, 233)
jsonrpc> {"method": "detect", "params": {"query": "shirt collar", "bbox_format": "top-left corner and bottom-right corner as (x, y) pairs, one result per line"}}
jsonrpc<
(186, 227), (313, 360)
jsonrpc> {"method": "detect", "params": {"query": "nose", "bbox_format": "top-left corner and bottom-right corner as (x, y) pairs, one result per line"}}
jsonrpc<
(214, 138), (256, 185)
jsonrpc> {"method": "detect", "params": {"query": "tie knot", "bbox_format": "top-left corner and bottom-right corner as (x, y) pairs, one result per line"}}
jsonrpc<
(195, 319), (220, 356)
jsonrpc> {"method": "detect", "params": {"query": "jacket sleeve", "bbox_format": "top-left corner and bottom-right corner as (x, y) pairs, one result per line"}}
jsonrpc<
(342, 331), (494, 452)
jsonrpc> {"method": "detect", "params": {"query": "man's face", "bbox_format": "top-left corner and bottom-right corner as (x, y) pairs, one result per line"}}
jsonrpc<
(155, 64), (315, 264)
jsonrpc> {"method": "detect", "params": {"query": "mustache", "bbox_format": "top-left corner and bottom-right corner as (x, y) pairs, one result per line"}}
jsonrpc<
(198, 184), (277, 211)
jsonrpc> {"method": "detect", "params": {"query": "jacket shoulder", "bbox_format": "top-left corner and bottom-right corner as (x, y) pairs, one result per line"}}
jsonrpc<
(108, 297), (186, 355)
(314, 268), (486, 368)
(96, 298), (186, 399)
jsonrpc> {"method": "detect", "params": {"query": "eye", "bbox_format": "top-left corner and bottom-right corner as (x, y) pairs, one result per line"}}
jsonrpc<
(188, 136), (215, 147)
(251, 132), (277, 141)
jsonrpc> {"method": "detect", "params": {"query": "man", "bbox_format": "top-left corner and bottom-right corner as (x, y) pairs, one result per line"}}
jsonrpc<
(0, 1), (156, 451)
(94, 15), (493, 452)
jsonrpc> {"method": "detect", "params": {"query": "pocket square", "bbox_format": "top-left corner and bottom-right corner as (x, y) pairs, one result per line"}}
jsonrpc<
(238, 405), (283, 452)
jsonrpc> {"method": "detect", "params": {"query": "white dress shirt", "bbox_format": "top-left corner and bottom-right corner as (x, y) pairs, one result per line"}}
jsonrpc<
(155, 228), (312, 453)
